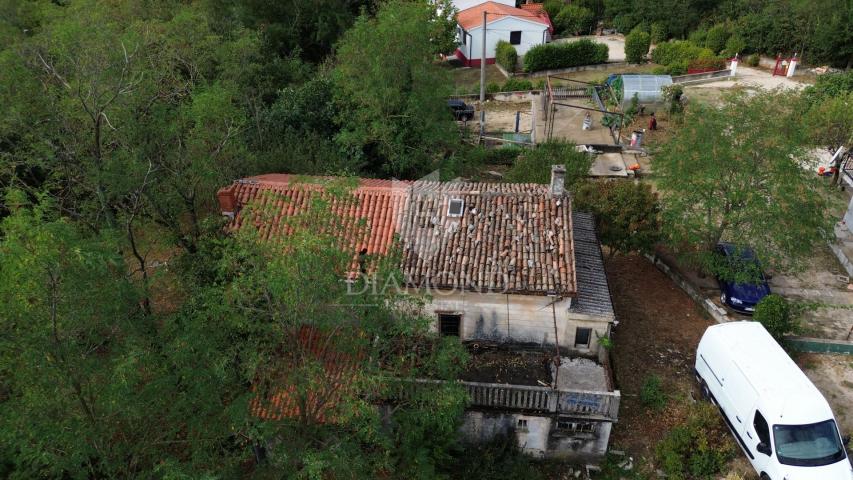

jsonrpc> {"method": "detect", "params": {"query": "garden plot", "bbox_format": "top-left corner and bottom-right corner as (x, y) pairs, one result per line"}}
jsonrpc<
(470, 99), (533, 136)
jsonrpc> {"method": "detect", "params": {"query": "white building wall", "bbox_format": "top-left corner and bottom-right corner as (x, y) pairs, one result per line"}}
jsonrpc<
(459, 16), (549, 60)
(411, 289), (610, 353)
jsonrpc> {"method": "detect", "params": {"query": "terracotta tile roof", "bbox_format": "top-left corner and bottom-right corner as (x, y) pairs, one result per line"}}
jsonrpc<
(519, 2), (553, 32)
(218, 174), (411, 273)
(217, 175), (576, 296)
(457, 1), (551, 31)
(250, 326), (360, 423)
(400, 181), (575, 295)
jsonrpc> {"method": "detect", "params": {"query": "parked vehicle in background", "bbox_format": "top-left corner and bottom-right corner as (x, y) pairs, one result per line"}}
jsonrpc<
(696, 322), (852, 480)
(715, 242), (771, 314)
(447, 99), (475, 121)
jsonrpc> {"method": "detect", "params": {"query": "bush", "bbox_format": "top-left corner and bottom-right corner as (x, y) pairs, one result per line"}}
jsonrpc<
(625, 29), (651, 63)
(554, 5), (595, 36)
(612, 14), (637, 34)
(486, 82), (501, 93)
(640, 375), (667, 410)
(746, 53), (760, 66)
(505, 140), (592, 186)
(656, 403), (735, 480)
(523, 39), (608, 72)
(688, 57), (726, 72)
(495, 40), (518, 73)
(501, 77), (533, 91)
(650, 22), (667, 43)
(723, 34), (746, 57)
(704, 24), (730, 54)
(651, 40), (715, 70)
(688, 29), (707, 46)
(753, 294), (798, 341)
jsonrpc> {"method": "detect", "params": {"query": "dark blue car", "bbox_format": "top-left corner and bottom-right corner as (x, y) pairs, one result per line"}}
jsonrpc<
(715, 243), (771, 314)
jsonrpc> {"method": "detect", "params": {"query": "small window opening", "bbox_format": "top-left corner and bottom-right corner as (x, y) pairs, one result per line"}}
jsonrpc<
(509, 31), (522, 45)
(556, 420), (596, 433)
(438, 313), (461, 336)
(517, 419), (528, 431)
(574, 327), (592, 348)
(447, 198), (464, 217)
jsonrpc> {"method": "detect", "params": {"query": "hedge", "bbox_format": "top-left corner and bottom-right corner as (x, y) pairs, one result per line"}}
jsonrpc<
(687, 57), (726, 72)
(523, 39), (608, 72)
(495, 40), (518, 73)
(651, 40), (715, 67)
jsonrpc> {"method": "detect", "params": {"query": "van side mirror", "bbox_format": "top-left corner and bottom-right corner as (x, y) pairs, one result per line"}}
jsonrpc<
(843, 435), (851, 446)
(757, 442), (771, 456)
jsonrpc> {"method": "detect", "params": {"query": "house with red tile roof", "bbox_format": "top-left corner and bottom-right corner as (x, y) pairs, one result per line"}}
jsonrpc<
(454, 1), (552, 67)
(217, 167), (620, 461)
(217, 167), (614, 354)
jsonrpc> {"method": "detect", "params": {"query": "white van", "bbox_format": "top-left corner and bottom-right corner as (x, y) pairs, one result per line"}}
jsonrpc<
(695, 322), (852, 480)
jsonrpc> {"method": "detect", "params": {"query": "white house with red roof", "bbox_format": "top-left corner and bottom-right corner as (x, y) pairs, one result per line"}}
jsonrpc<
(455, 1), (552, 67)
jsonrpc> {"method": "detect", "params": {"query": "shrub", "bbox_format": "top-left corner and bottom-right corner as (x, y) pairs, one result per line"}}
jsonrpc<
(724, 34), (746, 57)
(505, 140), (592, 186)
(704, 24), (730, 54)
(688, 29), (707, 46)
(650, 22), (667, 43)
(746, 53), (760, 66)
(554, 5), (595, 36)
(651, 40), (714, 70)
(640, 375), (667, 410)
(495, 40), (518, 73)
(656, 403), (735, 480)
(753, 294), (798, 341)
(523, 39), (608, 72)
(501, 78), (533, 91)
(625, 29), (651, 63)
(574, 181), (661, 257)
(486, 82), (501, 93)
(612, 14), (637, 33)
(688, 57), (726, 72)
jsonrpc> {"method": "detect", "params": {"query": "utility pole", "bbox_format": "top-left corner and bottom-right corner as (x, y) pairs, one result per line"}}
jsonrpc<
(479, 10), (487, 138)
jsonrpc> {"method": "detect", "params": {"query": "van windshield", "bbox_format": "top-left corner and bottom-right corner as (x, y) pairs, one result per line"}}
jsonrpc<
(773, 420), (846, 466)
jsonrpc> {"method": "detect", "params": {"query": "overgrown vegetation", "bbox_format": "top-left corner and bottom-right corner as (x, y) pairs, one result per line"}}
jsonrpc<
(754, 294), (799, 341)
(655, 403), (735, 480)
(523, 39), (609, 72)
(495, 40), (518, 73)
(640, 375), (668, 411)
(505, 140), (593, 186)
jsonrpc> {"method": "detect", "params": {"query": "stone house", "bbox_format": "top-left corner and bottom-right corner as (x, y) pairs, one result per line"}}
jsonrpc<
(217, 166), (619, 461)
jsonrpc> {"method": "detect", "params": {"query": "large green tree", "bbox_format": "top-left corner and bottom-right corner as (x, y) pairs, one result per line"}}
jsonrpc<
(653, 90), (832, 279)
(332, 0), (458, 179)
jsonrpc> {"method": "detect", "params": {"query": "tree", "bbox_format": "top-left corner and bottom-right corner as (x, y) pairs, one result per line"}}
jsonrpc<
(504, 140), (592, 187)
(574, 181), (661, 257)
(554, 5), (596, 36)
(654, 90), (831, 279)
(704, 24), (730, 54)
(332, 0), (458, 179)
(625, 28), (651, 63)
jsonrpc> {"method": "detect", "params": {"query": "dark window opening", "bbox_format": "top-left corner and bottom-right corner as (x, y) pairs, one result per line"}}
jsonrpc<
(574, 327), (592, 347)
(557, 419), (596, 433)
(509, 31), (522, 45)
(439, 313), (461, 336)
(448, 199), (464, 217)
(517, 419), (528, 431)
(754, 410), (770, 445)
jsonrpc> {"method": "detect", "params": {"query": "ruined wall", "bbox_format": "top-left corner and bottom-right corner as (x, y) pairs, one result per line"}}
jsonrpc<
(459, 410), (612, 462)
(412, 289), (610, 354)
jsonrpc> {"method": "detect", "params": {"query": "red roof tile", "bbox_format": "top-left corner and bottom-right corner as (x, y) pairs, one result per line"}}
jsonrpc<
(457, 1), (551, 31)
(217, 175), (577, 296)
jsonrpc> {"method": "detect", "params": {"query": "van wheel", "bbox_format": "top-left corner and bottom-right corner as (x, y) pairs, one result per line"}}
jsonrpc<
(759, 474), (770, 480)
(697, 378), (712, 402)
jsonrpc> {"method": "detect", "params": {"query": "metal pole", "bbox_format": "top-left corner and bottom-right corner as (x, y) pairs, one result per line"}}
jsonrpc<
(479, 11), (487, 137)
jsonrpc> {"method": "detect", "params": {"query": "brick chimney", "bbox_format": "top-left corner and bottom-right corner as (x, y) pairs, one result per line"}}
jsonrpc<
(550, 164), (566, 196)
(217, 185), (238, 218)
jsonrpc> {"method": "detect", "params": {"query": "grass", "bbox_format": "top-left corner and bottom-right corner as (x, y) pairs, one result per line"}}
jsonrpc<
(443, 62), (507, 94)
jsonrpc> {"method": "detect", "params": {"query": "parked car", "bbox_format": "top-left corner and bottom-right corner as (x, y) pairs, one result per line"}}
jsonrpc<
(696, 322), (852, 480)
(447, 99), (475, 121)
(715, 242), (771, 314)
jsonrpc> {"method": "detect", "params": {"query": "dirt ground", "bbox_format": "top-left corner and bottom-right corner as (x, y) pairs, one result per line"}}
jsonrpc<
(605, 255), (719, 458)
(460, 348), (551, 386)
(469, 99), (533, 134)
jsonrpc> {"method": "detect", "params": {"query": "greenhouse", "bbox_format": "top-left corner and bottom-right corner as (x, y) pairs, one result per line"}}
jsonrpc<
(608, 74), (673, 109)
